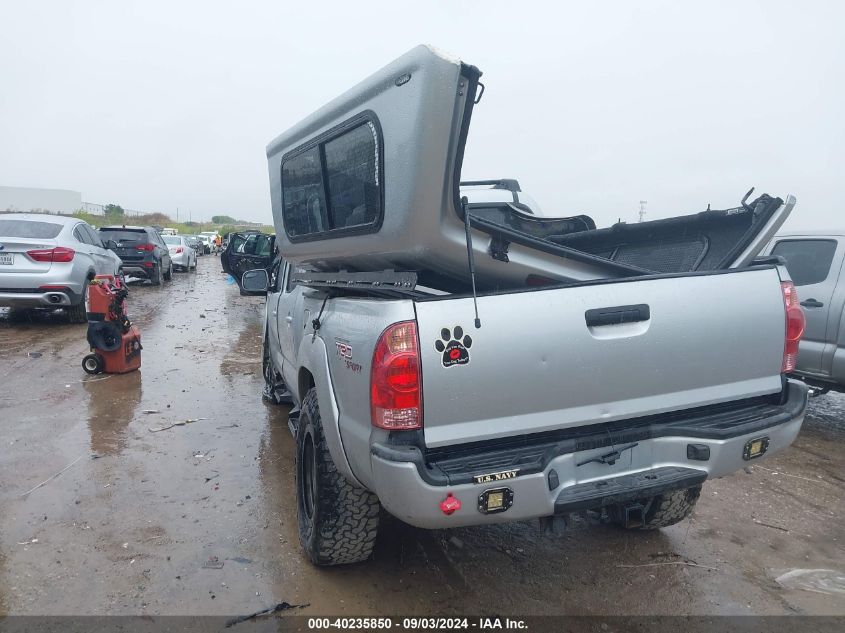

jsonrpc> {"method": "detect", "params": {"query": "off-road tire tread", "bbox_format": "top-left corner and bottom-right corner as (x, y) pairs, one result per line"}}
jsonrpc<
(636, 485), (701, 530)
(297, 388), (379, 566)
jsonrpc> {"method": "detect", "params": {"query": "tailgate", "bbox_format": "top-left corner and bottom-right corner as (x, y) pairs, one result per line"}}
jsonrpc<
(415, 267), (786, 448)
(113, 246), (145, 263)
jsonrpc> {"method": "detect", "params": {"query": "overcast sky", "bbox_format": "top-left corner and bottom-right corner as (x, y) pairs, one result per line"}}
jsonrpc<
(1, 1), (842, 229)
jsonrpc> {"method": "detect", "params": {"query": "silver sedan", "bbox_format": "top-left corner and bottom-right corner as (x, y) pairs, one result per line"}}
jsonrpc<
(162, 235), (197, 272)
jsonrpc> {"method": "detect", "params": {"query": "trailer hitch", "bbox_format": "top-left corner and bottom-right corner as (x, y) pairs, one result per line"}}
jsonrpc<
(576, 442), (639, 467)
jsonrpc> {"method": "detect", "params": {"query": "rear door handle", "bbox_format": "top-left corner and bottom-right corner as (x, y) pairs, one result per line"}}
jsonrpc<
(285, 315), (293, 323)
(800, 299), (824, 308)
(585, 304), (650, 327)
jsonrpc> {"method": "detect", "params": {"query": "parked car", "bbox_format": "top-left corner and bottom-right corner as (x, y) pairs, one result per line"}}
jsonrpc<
(221, 231), (274, 286)
(0, 213), (122, 322)
(196, 235), (212, 255)
(199, 232), (219, 254)
(162, 235), (197, 272)
(764, 231), (845, 395)
(184, 235), (203, 256)
(99, 226), (173, 285)
(241, 46), (809, 567)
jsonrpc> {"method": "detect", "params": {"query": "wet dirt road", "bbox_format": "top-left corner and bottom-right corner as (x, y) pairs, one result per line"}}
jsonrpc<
(0, 258), (843, 617)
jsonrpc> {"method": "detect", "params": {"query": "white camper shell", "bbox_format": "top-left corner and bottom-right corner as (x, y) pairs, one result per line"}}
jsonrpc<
(267, 45), (794, 291)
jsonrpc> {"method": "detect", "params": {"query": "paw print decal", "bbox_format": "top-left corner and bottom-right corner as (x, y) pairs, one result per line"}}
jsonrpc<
(434, 326), (473, 367)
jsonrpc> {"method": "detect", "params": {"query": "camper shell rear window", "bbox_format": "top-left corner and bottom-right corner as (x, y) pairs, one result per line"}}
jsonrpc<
(281, 113), (383, 241)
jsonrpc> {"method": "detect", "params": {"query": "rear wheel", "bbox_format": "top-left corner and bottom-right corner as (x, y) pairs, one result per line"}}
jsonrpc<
(614, 485), (701, 530)
(150, 261), (162, 286)
(163, 261), (173, 281)
(66, 282), (89, 324)
(81, 353), (104, 375)
(296, 388), (380, 566)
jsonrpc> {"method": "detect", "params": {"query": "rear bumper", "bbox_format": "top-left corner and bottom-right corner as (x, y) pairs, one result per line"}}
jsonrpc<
(0, 286), (82, 308)
(122, 265), (154, 279)
(369, 381), (808, 529)
(171, 252), (191, 267)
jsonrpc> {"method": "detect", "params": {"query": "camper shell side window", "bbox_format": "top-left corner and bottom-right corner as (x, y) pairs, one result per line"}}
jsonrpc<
(281, 112), (383, 242)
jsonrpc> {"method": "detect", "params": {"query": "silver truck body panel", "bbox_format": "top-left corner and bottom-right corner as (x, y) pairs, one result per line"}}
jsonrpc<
(415, 267), (787, 447)
(266, 267), (417, 490)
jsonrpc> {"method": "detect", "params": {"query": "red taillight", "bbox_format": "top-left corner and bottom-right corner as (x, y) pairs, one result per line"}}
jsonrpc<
(27, 247), (75, 263)
(136, 243), (155, 251)
(781, 281), (805, 373)
(174, 247), (184, 253)
(370, 320), (422, 430)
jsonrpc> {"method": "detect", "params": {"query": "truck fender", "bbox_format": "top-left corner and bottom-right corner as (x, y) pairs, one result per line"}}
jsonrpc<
(295, 333), (366, 489)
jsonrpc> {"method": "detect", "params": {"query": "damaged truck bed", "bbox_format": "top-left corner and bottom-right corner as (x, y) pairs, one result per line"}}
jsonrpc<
(266, 45), (794, 290)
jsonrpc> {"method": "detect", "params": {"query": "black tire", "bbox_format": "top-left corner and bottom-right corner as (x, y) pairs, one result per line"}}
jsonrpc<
(616, 485), (702, 530)
(163, 261), (173, 281)
(262, 338), (292, 405)
(296, 388), (380, 566)
(81, 353), (103, 375)
(150, 261), (162, 286)
(66, 282), (89, 324)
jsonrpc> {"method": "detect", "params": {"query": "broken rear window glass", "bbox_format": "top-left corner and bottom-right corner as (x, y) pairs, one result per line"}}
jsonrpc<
(281, 116), (382, 240)
(324, 122), (380, 229)
(282, 147), (327, 237)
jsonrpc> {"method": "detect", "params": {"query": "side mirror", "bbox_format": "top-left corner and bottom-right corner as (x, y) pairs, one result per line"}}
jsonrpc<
(241, 269), (269, 295)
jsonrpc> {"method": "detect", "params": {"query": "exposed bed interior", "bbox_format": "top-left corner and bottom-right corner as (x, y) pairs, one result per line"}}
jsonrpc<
(466, 193), (784, 276)
(290, 193), (786, 298)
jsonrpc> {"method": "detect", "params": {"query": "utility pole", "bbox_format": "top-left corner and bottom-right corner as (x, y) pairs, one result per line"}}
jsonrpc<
(638, 200), (648, 223)
(176, 207), (179, 222)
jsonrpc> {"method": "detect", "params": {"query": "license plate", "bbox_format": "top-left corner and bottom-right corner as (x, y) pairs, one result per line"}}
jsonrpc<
(0, 253), (14, 265)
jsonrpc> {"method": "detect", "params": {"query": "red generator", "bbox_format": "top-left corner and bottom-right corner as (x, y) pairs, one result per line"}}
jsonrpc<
(82, 274), (142, 374)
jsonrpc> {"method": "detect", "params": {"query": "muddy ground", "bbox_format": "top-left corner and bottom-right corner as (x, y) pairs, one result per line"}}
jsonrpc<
(0, 258), (843, 617)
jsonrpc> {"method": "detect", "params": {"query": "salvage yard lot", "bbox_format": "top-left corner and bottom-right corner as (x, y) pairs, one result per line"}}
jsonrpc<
(0, 257), (842, 616)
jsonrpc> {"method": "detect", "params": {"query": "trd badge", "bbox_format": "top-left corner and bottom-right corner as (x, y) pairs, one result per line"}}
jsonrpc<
(435, 326), (472, 367)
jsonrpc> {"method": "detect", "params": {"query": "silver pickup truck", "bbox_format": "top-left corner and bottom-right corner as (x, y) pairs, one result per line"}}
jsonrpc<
(242, 46), (809, 566)
(765, 231), (845, 394)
